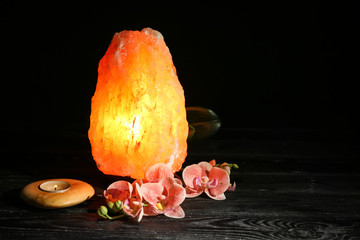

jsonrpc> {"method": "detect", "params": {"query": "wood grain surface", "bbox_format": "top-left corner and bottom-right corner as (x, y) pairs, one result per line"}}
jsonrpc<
(1, 128), (359, 239)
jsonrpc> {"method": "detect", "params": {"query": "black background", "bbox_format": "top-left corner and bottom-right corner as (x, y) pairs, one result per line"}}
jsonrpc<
(3, 2), (359, 134)
(2, 4), (360, 239)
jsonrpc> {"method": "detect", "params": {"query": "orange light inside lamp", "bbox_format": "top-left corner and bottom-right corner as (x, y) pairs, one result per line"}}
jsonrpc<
(88, 28), (188, 180)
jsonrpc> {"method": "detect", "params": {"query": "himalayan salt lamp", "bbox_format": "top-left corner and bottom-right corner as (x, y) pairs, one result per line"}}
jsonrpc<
(88, 28), (188, 180)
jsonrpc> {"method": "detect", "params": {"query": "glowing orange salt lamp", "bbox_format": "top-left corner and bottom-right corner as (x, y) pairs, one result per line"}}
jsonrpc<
(88, 28), (188, 179)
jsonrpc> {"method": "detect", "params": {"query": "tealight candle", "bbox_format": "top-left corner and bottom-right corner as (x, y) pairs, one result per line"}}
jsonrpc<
(39, 180), (70, 193)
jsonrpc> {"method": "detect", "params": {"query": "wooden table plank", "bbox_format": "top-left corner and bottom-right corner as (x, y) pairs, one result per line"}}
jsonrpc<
(1, 128), (360, 239)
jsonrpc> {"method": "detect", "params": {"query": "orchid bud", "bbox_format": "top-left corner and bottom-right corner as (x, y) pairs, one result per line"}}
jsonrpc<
(114, 200), (123, 212)
(107, 201), (114, 210)
(97, 206), (108, 218)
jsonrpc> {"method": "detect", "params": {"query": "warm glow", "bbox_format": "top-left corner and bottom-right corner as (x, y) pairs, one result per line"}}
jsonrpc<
(88, 28), (188, 179)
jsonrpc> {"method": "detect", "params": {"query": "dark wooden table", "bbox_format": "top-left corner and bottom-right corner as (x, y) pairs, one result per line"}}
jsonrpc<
(1, 127), (360, 239)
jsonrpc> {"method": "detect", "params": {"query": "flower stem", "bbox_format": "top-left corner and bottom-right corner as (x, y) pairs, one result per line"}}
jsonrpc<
(214, 163), (239, 169)
(106, 214), (126, 220)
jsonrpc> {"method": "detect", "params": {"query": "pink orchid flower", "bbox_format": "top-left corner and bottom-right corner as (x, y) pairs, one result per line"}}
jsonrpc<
(182, 161), (230, 200)
(141, 177), (186, 218)
(104, 180), (145, 222)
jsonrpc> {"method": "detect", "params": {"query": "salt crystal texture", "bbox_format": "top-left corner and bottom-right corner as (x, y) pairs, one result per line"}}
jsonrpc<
(88, 28), (188, 179)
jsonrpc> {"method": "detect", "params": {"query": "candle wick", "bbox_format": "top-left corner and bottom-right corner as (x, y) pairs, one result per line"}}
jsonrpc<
(55, 185), (57, 191)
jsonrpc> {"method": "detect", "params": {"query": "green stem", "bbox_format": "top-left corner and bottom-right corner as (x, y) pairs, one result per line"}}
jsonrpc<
(214, 163), (239, 169)
(106, 214), (126, 220)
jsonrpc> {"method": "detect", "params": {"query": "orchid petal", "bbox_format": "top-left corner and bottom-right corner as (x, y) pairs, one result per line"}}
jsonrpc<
(208, 178), (218, 188)
(198, 161), (213, 173)
(208, 167), (230, 197)
(159, 177), (175, 192)
(107, 180), (133, 193)
(145, 163), (174, 182)
(132, 179), (143, 187)
(105, 181), (133, 202)
(205, 189), (226, 200)
(134, 183), (143, 200)
(165, 181), (186, 210)
(209, 159), (216, 166)
(185, 186), (203, 198)
(136, 208), (144, 222)
(194, 176), (202, 187)
(227, 181), (236, 192)
(174, 178), (183, 186)
(164, 205), (185, 218)
(143, 205), (159, 216)
(141, 182), (164, 205)
(182, 164), (202, 188)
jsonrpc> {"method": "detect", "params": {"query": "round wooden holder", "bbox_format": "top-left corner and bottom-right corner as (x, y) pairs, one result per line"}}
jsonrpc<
(20, 178), (95, 209)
